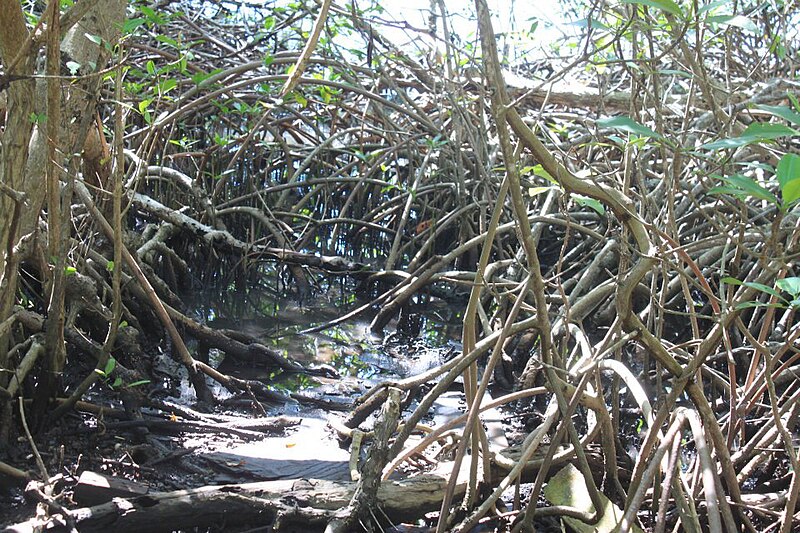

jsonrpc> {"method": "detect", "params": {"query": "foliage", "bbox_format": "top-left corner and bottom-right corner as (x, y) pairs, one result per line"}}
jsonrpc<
(1, 0), (800, 531)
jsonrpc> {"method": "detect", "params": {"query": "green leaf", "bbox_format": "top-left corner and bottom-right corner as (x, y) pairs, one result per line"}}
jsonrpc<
(777, 154), (800, 205)
(597, 116), (662, 139)
(157, 78), (178, 95)
(191, 68), (223, 86)
(106, 260), (115, 272)
(708, 174), (779, 205)
(734, 301), (774, 310)
(85, 33), (102, 45)
(155, 35), (179, 48)
(706, 15), (758, 33)
(29, 112), (47, 124)
(146, 60), (156, 76)
(725, 277), (790, 306)
(721, 276), (743, 286)
(743, 281), (784, 300)
(755, 105), (800, 127)
(65, 266), (77, 276)
(708, 185), (749, 198)
(126, 380), (151, 388)
(574, 195), (606, 215)
(112, 377), (123, 388)
(293, 92), (308, 107)
(122, 18), (145, 34)
(139, 5), (165, 25)
(621, 0), (684, 18)
(528, 186), (556, 197)
(788, 93), (800, 114)
(138, 98), (152, 116)
(702, 123), (800, 150)
(521, 164), (558, 185)
(777, 277), (800, 298)
(104, 357), (116, 376)
(698, 0), (732, 15)
(191, 71), (209, 85)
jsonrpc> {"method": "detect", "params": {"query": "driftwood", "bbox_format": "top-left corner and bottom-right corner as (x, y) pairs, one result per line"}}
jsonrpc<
(5, 468), (466, 533)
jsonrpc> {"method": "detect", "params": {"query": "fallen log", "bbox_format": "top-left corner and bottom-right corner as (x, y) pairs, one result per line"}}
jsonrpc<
(5, 468), (466, 533)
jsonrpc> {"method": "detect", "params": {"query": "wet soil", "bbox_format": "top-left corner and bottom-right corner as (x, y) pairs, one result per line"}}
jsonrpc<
(0, 290), (473, 530)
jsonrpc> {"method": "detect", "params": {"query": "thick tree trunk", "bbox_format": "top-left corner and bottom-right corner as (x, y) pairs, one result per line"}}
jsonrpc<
(5, 471), (466, 533)
(0, 0), (128, 441)
(0, 0), (37, 445)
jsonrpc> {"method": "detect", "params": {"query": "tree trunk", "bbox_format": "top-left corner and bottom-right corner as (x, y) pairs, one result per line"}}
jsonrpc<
(0, 0), (128, 441)
(6, 471), (466, 533)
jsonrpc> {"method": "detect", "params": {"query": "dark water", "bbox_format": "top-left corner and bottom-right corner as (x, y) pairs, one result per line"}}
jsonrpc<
(186, 284), (464, 395)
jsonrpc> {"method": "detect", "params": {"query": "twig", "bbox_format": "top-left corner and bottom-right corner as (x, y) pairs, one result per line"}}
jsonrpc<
(18, 397), (48, 480)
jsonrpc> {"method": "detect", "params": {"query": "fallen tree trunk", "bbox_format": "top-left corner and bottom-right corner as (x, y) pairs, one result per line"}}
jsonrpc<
(6, 469), (465, 533)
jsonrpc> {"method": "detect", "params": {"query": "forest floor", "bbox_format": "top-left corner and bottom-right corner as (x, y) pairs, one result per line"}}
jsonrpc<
(4, 290), (546, 531)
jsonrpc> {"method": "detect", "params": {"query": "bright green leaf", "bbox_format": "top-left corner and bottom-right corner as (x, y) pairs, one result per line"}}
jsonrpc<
(777, 154), (800, 204)
(533, 166), (557, 184)
(521, 165), (557, 185)
(708, 174), (779, 205)
(29, 112), (46, 124)
(293, 92), (308, 107)
(138, 98), (152, 116)
(122, 18), (145, 34)
(743, 281), (784, 300)
(529, 186), (556, 197)
(777, 277), (800, 298)
(157, 78), (178, 95)
(574, 195), (606, 215)
(104, 357), (116, 376)
(139, 5), (165, 25)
